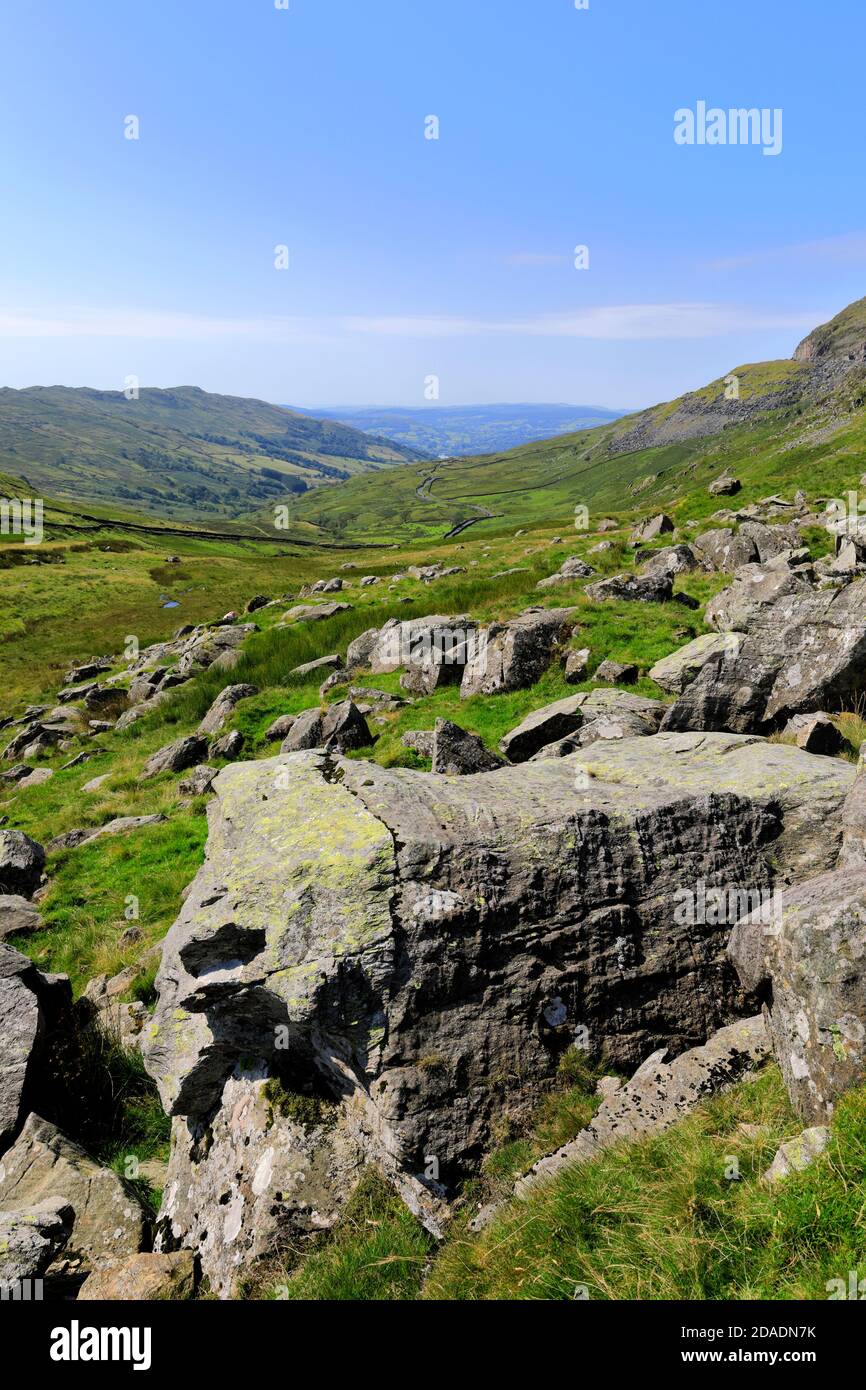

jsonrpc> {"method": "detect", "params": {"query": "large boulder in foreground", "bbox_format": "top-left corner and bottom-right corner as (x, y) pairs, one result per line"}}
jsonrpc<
(143, 734), (852, 1288)
(729, 867), (866, 1123)
(663, 573), (866, 733)
(0, 1114), (147, 1269)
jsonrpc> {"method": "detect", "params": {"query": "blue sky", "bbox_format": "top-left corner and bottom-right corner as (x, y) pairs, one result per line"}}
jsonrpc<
(1, 0), (865, 409)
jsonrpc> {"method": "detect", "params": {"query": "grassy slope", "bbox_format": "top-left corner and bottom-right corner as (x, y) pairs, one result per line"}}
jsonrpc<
(288, 360), (866, 544)
(0, 384), (425, 523)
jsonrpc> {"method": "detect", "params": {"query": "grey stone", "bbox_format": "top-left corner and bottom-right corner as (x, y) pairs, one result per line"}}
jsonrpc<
(729, 867), (866, 1121)
(460, 608), (576, 698)
(0, 896), (43, 941)
(594, 659), (638, 684)
(197, 684), (257, 737)
(0, 832), (45, 898)
(279, 700), (371, 755)
(290, 654), (343, 678)
(563, 648), (591, 683)
(210, 730), (245, 762)
(0, 1197), (75, 1285)
(143, 732), (851, 1283)
(431, 720), (506, 775)
(585, 572), (673, 604)
(500, 695), (586, 762)
(631, 514), (674, 543)
(178, 766), (218, 798)
(649, 633), (740, 695)
(763, 1126), (830, 1184)
(140, 736), (210, 781)
(0, 1115), (147, 1268)
(0, 947), (70, 1153)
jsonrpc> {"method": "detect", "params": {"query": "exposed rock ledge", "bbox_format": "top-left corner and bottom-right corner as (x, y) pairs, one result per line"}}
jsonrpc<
(143, 733), (854, 1294)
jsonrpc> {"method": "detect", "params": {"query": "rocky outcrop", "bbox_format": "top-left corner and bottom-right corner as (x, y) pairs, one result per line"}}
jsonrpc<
(663, 574), (866, 734)
(142, 733), (852, 1287)
(0, 947), (70, 1153)
(348, 615), (476, 696)
(729, 867), (866, 1121)
(459, 608), (576, 697)
(0, 1114), (147, 1269)
(176, 624), (257, 677)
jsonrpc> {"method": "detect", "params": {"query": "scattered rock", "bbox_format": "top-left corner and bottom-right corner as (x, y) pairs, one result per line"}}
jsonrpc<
(0, 896), (43, 941)
(709, 473), (742, 496)
(0, 947), (70, 1151)
(763, 1126), (830, 1184)
(594, 659), (638, 684)
(431, 720), (506, 775)
(264, 713), (296, 742)
(197, 684), (258, 738)
(782, 712), (844, 754)
(729, 867), (866, 1121)
(649, 633), (739, 695)
(280, 700), (371, 754)
(45, 815), (167, 855)
(500, 695), (586, 763)
(210, 730), (245, 761)
(563, 648), (591, 683)
(460, 608), (576, 698)
(290, 655), (343, 678)
(0, 831), (45, 898)
(630, 513), (674, 544)
(585, 572), (673, 604)
(17, 768), (53, 790)
(178, 766), (218, 798)
(401, 730), (435, 759)
(140, 736), (210, 782)
(280, 603), (351, 625)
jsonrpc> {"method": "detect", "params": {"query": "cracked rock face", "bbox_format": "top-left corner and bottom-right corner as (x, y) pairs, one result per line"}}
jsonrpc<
(142, 732), (853, 1286)
(663, 574), (866, 734)
(729, 867), (866, 1122)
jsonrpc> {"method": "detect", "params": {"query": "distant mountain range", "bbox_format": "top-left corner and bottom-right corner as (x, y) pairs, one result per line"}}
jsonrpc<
(0, 385), (426, 522)
(291, 403), (626, 457)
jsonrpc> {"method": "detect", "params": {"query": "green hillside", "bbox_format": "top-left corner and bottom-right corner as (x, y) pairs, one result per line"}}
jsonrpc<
(289, 298), (866, 544)
(0, 385), (427, 523)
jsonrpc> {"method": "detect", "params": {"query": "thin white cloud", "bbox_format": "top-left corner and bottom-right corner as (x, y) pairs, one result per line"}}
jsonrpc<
(0, 302), (818, 343)
(707, 231), (866, 272)
(503, 252), (570, 267)
(344, 303), (818, 340)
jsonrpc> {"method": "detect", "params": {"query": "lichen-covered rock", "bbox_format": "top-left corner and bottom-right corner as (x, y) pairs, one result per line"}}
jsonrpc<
(649, 633), (740, 695)
(763, 1126), (830, 1184)
(729, 867), (866, 1121)
(692, 527), (759, 572)
(210, 730), (245, 762)
(176, 624), (257, 677)
(143, 733), (852, 1286)
(0, 1115), (147, 1267)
